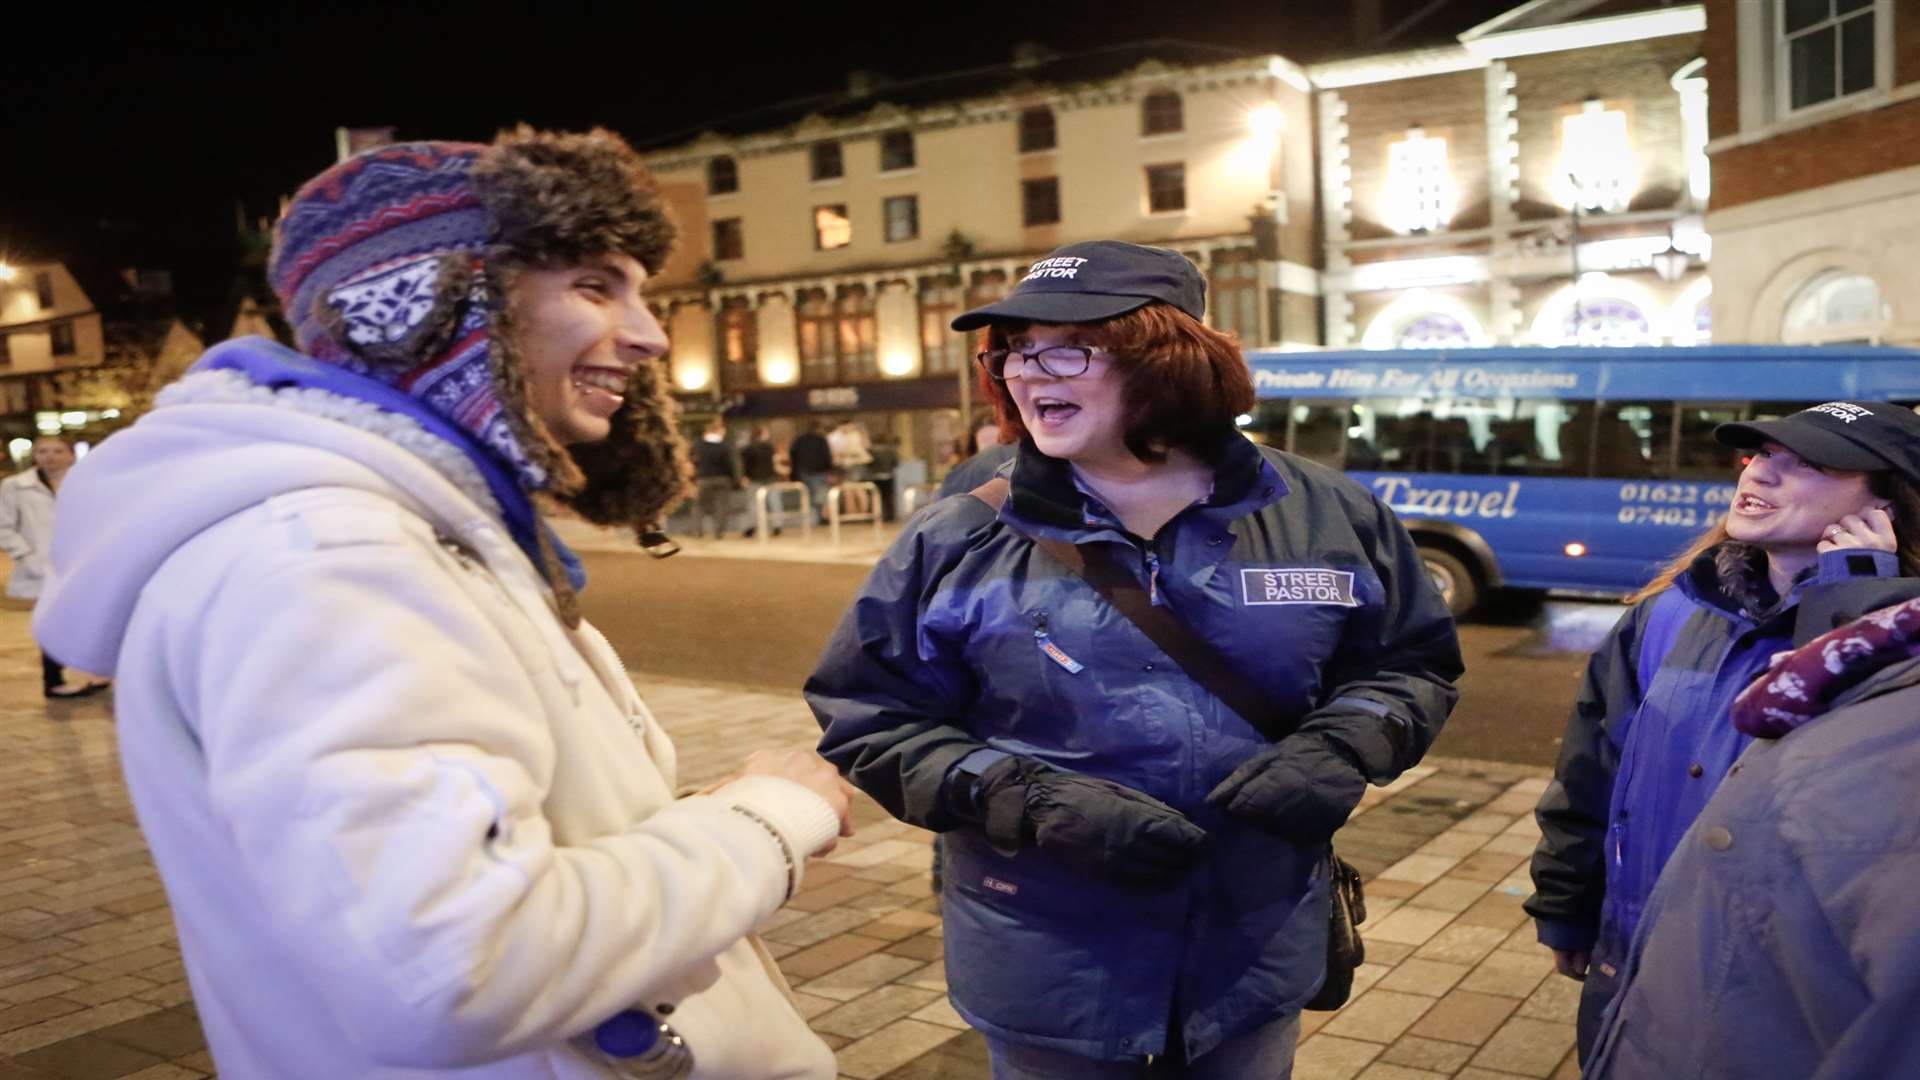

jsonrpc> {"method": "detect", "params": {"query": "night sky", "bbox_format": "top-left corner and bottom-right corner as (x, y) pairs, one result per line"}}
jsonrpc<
(4, 1), (1517, 322)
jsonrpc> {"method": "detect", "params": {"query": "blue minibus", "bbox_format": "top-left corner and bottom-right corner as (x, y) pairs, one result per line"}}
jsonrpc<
(1241, 345), (1920, 614)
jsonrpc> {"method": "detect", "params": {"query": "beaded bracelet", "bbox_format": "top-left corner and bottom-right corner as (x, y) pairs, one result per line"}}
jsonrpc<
(728, 804), (799, 901)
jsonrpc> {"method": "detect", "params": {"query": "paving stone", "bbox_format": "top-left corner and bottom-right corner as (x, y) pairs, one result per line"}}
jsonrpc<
(10, 1032), (165, 1079)
(1478, 832), (1539, 856)
(1454, 890), (1531, 932)
(1321, 989), (1435, 1044)
(776, 934), (890, 982)
(1470, 1016), (1576, 1078)
(1414, 831), (1489, 858)
(1375, 855), (1459, 886)
(765, 907), (876, 948)
(812, 984), (943, 1039)
(834, 1018), (964, 1080)
(799, 952), (924, 1003)
(1459, 951), (1551, 1000)
(0, 977), (82, 1008)
(1364, 906), (1456, 946)
(1380, 1033), (1476, 1073)
(906, 995), (967, 1031)
(1356, 1063), (1450, 1080)
(1452, 812), (1517, 835)
(0, 997), (160, 1055)
(1364, 940), (1414, 967)
(1375, 958), (1470, 998)
(1405, 877), (1490, 913)
(884, 934), (944, 963)
(1412, 925), (1510, 965)
(784, 876), (887, 913)
(1517, 970), (1583, 1022)
(118, 1065), (206, 1080)
(89, 1006), (205, 1059)
(1293, 1033), (1385, 1080)
(1404, 989), (1520, 1046)
(852, 909), (941, 943)
(0, 997), (85, 1037)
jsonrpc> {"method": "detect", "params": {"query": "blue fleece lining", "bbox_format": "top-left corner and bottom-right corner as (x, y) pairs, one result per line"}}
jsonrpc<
(192, 339), (586, 593)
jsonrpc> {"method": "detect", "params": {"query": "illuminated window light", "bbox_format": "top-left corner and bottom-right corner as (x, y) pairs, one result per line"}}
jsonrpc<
(1385, 128), (1452, 234)
(1559, 101), (1636, 212)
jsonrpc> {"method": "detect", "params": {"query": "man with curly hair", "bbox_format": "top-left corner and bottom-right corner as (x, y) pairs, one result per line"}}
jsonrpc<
(33, 129), (849, 1078)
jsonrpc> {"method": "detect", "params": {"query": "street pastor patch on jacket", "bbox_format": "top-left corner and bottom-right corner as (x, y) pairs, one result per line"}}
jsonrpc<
(1240, 567), (1360, 607)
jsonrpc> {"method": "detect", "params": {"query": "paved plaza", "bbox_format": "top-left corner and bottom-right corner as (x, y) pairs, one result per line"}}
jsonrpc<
(0, 599), (1578, 1079)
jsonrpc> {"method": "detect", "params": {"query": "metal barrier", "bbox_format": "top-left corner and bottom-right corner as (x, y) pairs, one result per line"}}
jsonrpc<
(753, 482), (812, 547)
(899, 483), (939, 520)
(827, 482), (884, 548)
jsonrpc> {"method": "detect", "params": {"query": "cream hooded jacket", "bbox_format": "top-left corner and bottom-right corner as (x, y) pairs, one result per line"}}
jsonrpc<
(33, 368), (839, 1079)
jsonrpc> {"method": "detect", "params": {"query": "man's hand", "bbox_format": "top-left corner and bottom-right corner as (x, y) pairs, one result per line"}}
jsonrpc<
(740, 749), (858, 851)
(1552, 948), (1592, 981)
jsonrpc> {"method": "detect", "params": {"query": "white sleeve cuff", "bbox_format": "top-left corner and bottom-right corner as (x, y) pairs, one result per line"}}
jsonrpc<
(714, 775), (842, 878)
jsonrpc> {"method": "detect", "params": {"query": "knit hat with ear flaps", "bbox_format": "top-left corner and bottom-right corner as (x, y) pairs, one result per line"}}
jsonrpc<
(268, 127), (692, 534)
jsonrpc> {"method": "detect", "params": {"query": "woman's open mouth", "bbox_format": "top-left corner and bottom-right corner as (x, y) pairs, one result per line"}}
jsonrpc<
(1032, 398), (1080, 424)
(1734, 493), (1776, 514)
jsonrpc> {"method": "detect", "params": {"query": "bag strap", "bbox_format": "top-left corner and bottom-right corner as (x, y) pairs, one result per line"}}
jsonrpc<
(971, 476), (1295, 742)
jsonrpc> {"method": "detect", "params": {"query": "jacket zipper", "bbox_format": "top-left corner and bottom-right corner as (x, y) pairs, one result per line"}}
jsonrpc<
(1144, 548), (1163, 606)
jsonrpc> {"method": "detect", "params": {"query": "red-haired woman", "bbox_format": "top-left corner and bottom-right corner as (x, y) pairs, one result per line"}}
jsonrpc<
(807, 241), (1463, 1078)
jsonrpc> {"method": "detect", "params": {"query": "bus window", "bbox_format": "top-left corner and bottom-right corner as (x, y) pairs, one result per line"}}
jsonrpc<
(1288, 402), (1351, 468)
(1674, 402), (1746, 480)
(1592, 401), (1670, 478)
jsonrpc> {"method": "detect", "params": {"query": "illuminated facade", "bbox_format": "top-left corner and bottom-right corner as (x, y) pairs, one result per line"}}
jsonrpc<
(1314, 1), (1713, 352)
(1702, 0), (1918, 346)
(638, 43), (1318, 471)
(0, 261), (109, 449)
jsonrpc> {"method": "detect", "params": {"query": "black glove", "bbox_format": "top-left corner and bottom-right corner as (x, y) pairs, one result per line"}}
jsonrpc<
(965, 756), (1207, 884)
(1206, 733), (1369, 846)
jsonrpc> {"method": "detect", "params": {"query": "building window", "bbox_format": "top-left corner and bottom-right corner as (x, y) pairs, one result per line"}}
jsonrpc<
(813, 204), (852, 250)
(836, 286), (877, 380)
(798, 289), (835, 383)
(1781, 269), (1886, 343)
(810, 141), (843, 181)
(1565, 297), (1657, 346)
(0, 332), (10, 366)
(718, 298), (757, 387)
(1397, 313), (1476, 349)
(712, 218), (744, 261)
(1146, 163), (1186, 213)
(1780, 0), (1879, 112)
(1209, 249), (1260, 344)
(918, 277), (963, 375)
(883, 195), (919, 243)
(880, 130), (915, 172)
(1385, 128), (1453, 234)
(1022, 177), (1061, 226)
(1018, 107), (1057, 152)
(50, 321), (76, 356)
(34, 273), (55, 311)
(708, 156), (738, 195)
(1559, 100), (1636, 212)
(1142, 90), (1183, 136)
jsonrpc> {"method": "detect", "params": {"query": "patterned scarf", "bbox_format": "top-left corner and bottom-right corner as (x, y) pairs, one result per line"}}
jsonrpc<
(1731, 596), (1920, 737)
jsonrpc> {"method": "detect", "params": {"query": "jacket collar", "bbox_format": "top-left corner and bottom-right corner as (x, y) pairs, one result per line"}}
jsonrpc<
(1006, 427), (1278, 533)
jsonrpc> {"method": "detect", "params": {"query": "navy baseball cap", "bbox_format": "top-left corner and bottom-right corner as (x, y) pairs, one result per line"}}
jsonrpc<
(1716, 401), (1920, 482)
(950, 240), (1206, 331)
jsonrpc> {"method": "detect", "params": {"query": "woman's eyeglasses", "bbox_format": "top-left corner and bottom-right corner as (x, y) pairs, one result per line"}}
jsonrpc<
(975, 346), (1100, 381)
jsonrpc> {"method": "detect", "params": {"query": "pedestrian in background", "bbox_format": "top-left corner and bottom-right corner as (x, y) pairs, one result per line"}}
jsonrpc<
(33, 129), (849, 1079)
(692, 416), (742, 539)
(867, 432), (899, 522)
(741, 423), (782, 537)
(808, 240), (1461, 1078)
(788, 421), (833, 521)
(1528, 401), (1920, 1062)
(1584, 594), (1920, 1078)
(0, 435), (107, 698)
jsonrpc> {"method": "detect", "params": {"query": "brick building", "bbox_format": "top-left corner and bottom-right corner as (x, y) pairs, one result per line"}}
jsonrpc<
(1313, 1), (1712, 351)
(1702, 0), (1917, 345)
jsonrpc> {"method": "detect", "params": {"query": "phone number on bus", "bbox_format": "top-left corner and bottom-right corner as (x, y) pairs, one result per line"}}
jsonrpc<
(1616, 481), (1735, 528)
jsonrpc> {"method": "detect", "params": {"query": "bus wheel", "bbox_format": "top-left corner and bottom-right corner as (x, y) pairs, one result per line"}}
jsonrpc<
(1419, 547), (1479, 617)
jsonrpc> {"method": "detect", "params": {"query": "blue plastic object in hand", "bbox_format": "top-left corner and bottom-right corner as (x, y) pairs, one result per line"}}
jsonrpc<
(593, 1010), (661, 1057)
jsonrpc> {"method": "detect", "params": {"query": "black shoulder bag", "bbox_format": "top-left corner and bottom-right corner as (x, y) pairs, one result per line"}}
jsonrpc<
(971, 477), (1365, 1010)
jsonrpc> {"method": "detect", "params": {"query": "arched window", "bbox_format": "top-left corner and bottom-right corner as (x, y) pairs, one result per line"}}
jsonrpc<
(1142, 91), (1183, 136)
(1781, 270), (1887, 344)
(1397, 313), (1475, 350)
(836, 286), (877, 380)
(1565, 297), (1654, 346)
